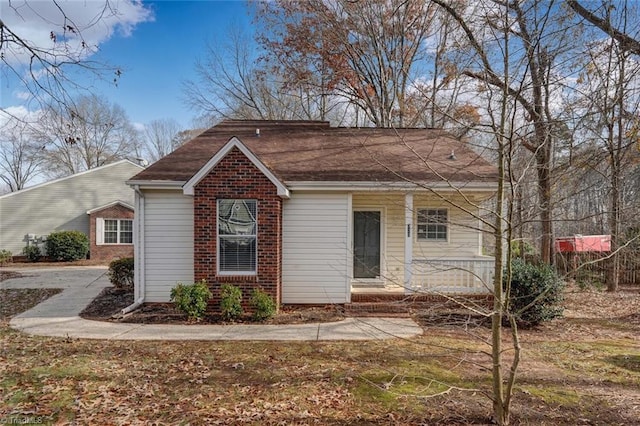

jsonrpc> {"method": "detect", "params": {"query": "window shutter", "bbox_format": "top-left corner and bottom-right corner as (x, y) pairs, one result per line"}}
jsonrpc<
(96, 218), (104, 245)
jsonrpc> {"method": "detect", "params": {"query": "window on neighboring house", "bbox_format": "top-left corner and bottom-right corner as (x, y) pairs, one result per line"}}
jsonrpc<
(102, 219), (133, 244)
(417, 209), (448, 241)
(217, 199), (257, 274)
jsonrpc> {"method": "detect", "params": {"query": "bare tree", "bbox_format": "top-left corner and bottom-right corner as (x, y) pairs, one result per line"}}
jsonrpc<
(0, 119), (45, 191)
(569, 0), (640, 290)
(431, 0), (581, 264)
(255, 0), (438, 127)
(567, 0), (640, 56)
(0, 1), (151, 118)
(183, 24), (322, 122)
(142, 118), (184, 163)
(38, 94), (139, 177)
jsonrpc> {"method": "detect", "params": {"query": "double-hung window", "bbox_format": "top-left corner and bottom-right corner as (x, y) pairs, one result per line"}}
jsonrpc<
(217, 199), (257, 274)
(103, 219), (133, 244)
(417, 209), (448, 241)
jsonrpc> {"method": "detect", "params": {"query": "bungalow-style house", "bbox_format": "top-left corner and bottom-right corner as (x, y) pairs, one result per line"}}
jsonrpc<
(127, 120), (498, 308)
(0, 160), (144, 262)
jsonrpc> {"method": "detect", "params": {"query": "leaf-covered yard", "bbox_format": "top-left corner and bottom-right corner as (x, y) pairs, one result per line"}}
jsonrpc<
(1, 285), (638, 425)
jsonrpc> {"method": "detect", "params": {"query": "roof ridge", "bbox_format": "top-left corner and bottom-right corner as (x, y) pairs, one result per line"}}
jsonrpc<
(217, 119), (331, 127)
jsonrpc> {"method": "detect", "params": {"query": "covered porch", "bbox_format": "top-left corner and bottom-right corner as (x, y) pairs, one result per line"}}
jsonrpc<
(352, 257), (495, 296)
(349, 191), (495, 298)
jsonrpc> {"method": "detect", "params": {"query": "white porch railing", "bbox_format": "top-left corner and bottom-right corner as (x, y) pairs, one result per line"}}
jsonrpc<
(409, 257), (495, 294)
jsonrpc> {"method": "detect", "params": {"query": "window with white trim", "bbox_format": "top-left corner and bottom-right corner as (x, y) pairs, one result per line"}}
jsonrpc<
(417, 209), (448, 241)
(103, 219), (133, 244)
(217, 199), (257, 274)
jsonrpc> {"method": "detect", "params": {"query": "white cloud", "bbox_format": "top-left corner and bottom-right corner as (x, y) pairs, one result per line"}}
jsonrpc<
(0, 105), (43, 131)
(14, 91), (32, 101)
(0, 0), (153, 66)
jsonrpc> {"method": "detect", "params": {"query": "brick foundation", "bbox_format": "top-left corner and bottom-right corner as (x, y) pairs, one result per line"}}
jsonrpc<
(194, 147), (282, 311)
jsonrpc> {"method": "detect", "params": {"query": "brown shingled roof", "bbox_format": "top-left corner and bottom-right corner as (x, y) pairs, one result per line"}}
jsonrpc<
(131, 120), (498, 184)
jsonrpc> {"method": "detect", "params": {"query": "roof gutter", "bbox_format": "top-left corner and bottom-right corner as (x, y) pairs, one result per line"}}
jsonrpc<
(120, 184), (145, 315)
(126, 180), (186, 190)
(287, 181), (500, 192)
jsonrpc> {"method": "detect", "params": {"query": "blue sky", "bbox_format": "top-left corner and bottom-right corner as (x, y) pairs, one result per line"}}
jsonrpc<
(95, 0), (253, 128)
(1, 0), (255, 130)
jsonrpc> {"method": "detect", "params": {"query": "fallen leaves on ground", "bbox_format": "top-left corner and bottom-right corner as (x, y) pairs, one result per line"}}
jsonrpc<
(1, 283), (639, 424)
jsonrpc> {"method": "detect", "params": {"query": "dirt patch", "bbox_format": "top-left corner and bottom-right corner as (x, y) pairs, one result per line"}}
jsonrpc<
(530, 284), (640, 342)
(79, 286), (133, 319)
(0, 288), (63, 322)
(0, 269), (23, 282)
(413, 284), (640, 339)
(80, 287), (345, 324)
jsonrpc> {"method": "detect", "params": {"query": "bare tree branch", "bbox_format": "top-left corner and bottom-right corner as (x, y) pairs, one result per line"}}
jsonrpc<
(567, 0), (640, 55)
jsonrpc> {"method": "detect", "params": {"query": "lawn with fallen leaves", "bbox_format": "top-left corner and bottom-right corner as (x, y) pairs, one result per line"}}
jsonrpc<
(0, 284), (638, 425)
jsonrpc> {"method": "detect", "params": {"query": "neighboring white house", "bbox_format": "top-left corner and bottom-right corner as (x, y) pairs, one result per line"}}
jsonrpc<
(0, 160), (144, 261)
(127, 120), (499, 309)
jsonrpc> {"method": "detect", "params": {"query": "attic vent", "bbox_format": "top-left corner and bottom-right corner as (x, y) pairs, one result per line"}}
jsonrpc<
(255, 128), (260, 137)
(448, 150), (457, 160)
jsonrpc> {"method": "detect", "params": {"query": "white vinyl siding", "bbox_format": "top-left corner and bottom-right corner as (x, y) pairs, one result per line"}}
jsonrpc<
(282, 192), (350, 304)
(413, 194), (481, 259)
(143, 190), (194, 302)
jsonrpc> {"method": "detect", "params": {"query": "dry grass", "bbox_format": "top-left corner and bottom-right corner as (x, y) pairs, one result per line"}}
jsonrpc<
(0, 284), (638, 425)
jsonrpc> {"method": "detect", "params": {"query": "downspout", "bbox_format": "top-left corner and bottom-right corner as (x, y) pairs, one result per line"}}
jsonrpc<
(121, 184), (145, 315)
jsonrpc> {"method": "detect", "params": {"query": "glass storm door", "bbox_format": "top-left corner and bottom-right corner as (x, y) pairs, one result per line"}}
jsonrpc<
(353, 211), (381, 279)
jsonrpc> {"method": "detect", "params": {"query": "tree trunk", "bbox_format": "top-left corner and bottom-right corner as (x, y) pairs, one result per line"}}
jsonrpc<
(607, 137), (622, 292)
(536, 143), (554, 265)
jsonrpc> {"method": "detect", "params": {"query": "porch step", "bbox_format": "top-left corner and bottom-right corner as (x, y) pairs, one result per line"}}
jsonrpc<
(344, 301), (411, 317)
(351, 292), (492, 304)
(347, 293), (494, 316)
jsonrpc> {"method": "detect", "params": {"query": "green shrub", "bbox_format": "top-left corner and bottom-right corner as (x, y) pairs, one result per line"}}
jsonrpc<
(170, 281), (212, 321)
(220, 284), (243, 321)
(504, 258), (565, 327)
(45, 231), (89, 261)
(0, 249), (12, 265)
(22, 245), (41, 262)
(250, 288), (276, 321)
(108, 257), (134, 290)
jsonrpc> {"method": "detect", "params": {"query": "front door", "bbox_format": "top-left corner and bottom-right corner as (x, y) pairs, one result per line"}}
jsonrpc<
(353, 210), (381, 279)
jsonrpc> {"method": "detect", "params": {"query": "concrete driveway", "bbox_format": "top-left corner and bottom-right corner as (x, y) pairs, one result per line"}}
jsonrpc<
(4, 266), (423, 341)
(1, 265), (110, 290)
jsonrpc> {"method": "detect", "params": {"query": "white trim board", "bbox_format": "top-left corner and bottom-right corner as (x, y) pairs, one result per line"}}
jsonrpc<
(182, 137), (290, 198)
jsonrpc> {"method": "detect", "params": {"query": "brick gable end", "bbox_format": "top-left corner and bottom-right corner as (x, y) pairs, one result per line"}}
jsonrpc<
(194, 147), (282, 309)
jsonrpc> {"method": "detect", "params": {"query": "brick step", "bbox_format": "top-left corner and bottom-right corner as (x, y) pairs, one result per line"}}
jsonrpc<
(344, 301), (411, 316)
(351, 292), (493, 307)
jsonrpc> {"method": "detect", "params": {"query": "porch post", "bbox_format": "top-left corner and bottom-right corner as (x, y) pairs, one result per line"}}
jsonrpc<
(404, 192), (413, 293)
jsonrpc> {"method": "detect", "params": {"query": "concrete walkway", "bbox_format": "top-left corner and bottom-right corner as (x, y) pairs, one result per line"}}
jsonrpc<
(4, 266), (422, 341)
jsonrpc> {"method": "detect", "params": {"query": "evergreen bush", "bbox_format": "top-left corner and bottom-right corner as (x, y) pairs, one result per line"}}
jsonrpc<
(45, 231), (89, 261)
(220, 284), (243, 321)
(504, 258), (565, 327)
(250, 288), (276, 321)
(170, 281), (212, 321)
(108, 257), (134, 290)
(22, 245), (41, 262)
